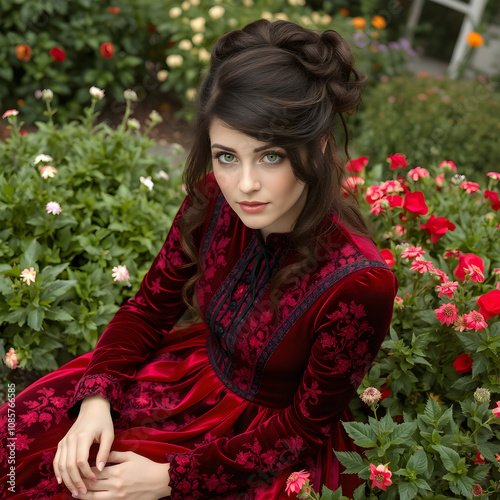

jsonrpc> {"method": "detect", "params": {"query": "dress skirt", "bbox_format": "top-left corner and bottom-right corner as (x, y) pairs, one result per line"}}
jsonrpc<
(0, 322), (362, 499)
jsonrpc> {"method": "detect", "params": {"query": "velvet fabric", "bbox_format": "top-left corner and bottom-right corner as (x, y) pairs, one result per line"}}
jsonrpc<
(0, 173), (397, 499)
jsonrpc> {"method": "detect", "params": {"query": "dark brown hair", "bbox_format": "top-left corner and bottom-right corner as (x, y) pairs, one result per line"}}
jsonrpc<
(179, 19), (367, 315)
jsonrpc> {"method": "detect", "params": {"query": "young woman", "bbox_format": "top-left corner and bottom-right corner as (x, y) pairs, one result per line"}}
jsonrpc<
(0, 19), (397, 499)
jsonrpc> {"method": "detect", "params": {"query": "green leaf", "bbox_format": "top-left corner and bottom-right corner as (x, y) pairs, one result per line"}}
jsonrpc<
(352, 484), (367, 500)
(27, 307), (45, 331)
(45, 308), (74, 322)
(21, 239), (42, 268)
(334, 451), (367, 475)
(341, 422), (378, 448)
(423, 396), (442, 423)
(406, 448), (428, 474)
(413, 478), (431, 490)
(398, 481), (418, 500)
(472, 353), (489, 379)
(390, 421), (417, 445)
(433, 445), (460, 473)
(40, 280), (77, 300)
(456, 331), (481, 351)
(436, 406), (454, 430)
(40, 263), (69, 282)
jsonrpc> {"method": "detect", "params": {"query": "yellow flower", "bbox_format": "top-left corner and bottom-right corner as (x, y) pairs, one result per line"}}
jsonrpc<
(467, 32), (483, 48)
(186, 88), (196, 101)
(371, 15), (386, 29)
(169, 7), (182, 18)
(198, 48), (210, 62)
(209, 5), (225, 20)
(190, 17), (206, 32)
(179, 39), (193, 51)
(157, 70), (168, 81)
(166, 54), (183, 68)
(192, 33), (204, 45)
(352, 17), (366, 30)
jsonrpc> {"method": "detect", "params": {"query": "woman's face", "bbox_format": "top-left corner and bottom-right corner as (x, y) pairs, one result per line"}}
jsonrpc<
(210, 118), (308, 239)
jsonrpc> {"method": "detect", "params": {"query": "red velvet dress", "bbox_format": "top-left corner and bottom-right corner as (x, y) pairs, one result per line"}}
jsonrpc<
(0, 174), (397, 499)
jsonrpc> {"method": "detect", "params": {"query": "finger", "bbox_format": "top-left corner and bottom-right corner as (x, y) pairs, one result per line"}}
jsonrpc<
(95, 431), (114, 472)
(53, 443), (62, 485)
(64, 438), (90, 497)
(106, 450), (130, 463)
(57, 441), (79, 498)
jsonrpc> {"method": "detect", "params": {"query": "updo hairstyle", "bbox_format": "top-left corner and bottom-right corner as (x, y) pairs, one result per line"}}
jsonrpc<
(179, 19), (367, 313)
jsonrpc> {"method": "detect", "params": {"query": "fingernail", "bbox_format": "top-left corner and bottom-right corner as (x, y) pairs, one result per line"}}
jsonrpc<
(79, 488), (86, 495)
(98, 461), (105, 471)
(56, 476), (61, 484)
(72, 490), (78, 498)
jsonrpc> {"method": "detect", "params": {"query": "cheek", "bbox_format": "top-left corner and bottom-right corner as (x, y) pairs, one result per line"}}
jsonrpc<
(213, 166), (231, 190)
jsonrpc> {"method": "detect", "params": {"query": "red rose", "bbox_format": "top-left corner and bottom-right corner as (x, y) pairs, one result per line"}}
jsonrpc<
(453, 253), (484, 281)
(386, 195), (403, 208)
(346, 156), (368, 173)
(403, 191), (428, 215)
(453, 353), (473, 374)
(107, 6), (121, 14)
(49, 47), (66, 62)
(100, 42), (114, 58)
(419, 214), (456, 243)
(387, 153), (407, 170)
(477, 289), (500, 320)
(484, 190), (500, 211)
(380, 249), (395, 267)
(16, 44), (32, 61)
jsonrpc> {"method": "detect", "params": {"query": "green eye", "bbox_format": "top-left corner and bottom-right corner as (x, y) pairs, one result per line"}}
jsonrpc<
(263, 152), (284, 164)
(220, 153), (236, 163)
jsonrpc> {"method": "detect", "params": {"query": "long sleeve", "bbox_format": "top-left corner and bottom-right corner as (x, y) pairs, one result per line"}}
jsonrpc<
(68, 194), (199, 418)
(166, 268), (397, 498)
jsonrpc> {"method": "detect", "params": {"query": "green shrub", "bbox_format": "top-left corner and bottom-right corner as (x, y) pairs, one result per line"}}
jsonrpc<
(352, 75), (500, 181)
(0, 0), (158, 122)
(0, 89), (184, 376)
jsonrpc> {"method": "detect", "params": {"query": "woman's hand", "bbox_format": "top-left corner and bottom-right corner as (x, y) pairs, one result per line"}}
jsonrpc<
(74, 451), (171, 499)
(53, 395), (115, 498)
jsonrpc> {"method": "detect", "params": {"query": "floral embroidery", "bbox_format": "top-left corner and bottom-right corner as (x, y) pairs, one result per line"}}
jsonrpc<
(299, 380), (321, 418)
(71, 373), (122, 415)
(235, 436), (304, 472)
(19, 450), (62, 499)
(318, 300), (374, 383)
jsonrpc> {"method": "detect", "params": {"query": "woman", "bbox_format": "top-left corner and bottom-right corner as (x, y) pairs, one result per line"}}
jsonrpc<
(0, 19), (397, 499)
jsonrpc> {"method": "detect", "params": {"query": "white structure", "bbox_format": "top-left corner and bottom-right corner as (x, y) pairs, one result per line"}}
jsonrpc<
(407, 0), (489, 78)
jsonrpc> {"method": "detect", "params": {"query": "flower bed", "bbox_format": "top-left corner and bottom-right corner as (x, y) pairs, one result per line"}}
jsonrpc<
(288, 155), (500, 498)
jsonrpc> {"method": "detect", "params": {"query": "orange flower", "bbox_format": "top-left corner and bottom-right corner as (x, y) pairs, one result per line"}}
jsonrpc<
(16, 44), (32, 61)
(100, 42), (114, 58)
(107, 6), (121, 14)
(371, 15), (386, 29)
(339, 8), (349, 17)
(467, 32), (483, 48)
(352, 17), (366, 30)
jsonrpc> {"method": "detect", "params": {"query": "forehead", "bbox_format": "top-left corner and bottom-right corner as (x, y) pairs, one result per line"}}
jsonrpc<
(209, 118), (272, 151)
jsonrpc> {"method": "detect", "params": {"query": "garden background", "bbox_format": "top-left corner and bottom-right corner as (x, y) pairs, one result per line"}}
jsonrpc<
(1, 0), (500, 498)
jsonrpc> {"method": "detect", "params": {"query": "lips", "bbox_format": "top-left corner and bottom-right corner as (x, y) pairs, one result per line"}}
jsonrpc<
(238, 201), (268, 214)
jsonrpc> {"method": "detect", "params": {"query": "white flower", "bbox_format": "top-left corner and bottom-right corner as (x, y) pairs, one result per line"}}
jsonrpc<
(243, 0), (253, 6)
(127, 118), (141, 130)
(46, 201), (61, 215)
(179, 39), (193, 51)
(209, 6), (225, 20)
(186, 88), (196, 101)
(34, 154), (53, 165)
(190, 0), (200, 5)
(169, 6), (182, 18)
(112, 265), (130, 282)
(89, 86), (105, 100)
(123, 89), (138, 101)
(157, 70), (169, 81)
(190, 17), (205, 32)
(360, 387), (382, 405)
(41, 89), (53, 102)
(156, 170), (170, 181)
(20, 267), (36, 286)
(192, 33), (204, 45)
(166, 54), (183, 68)
(198, 48), (210, 62)
(140, 176), (154, 191)
(181, 0), (190, 10)
(148, 110), (162, 124)
(474, 387), (491, 404)
(40, 165), (57, 179)
(228, 18), (238, 28)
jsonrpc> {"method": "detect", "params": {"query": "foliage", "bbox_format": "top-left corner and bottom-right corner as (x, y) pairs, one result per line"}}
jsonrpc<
(291, 156), (500, 498)
(0, 91), (184, 379)
(0, 0), (158, 122)
(352, 75), (500, 181)
(0, 0), (416, 125)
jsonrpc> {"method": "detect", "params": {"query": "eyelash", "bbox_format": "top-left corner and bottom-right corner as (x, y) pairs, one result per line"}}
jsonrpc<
(212, 151), (286, 165)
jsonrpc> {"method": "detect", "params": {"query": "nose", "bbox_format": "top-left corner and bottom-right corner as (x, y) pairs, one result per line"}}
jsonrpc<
(238, 164), (260, 194)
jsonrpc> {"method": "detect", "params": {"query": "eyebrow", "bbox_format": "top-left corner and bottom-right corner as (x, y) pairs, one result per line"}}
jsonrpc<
(211, 143), (275, 153)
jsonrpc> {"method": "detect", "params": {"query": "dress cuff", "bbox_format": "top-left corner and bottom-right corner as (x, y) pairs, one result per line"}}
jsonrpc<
(68, 373), (123, 420)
